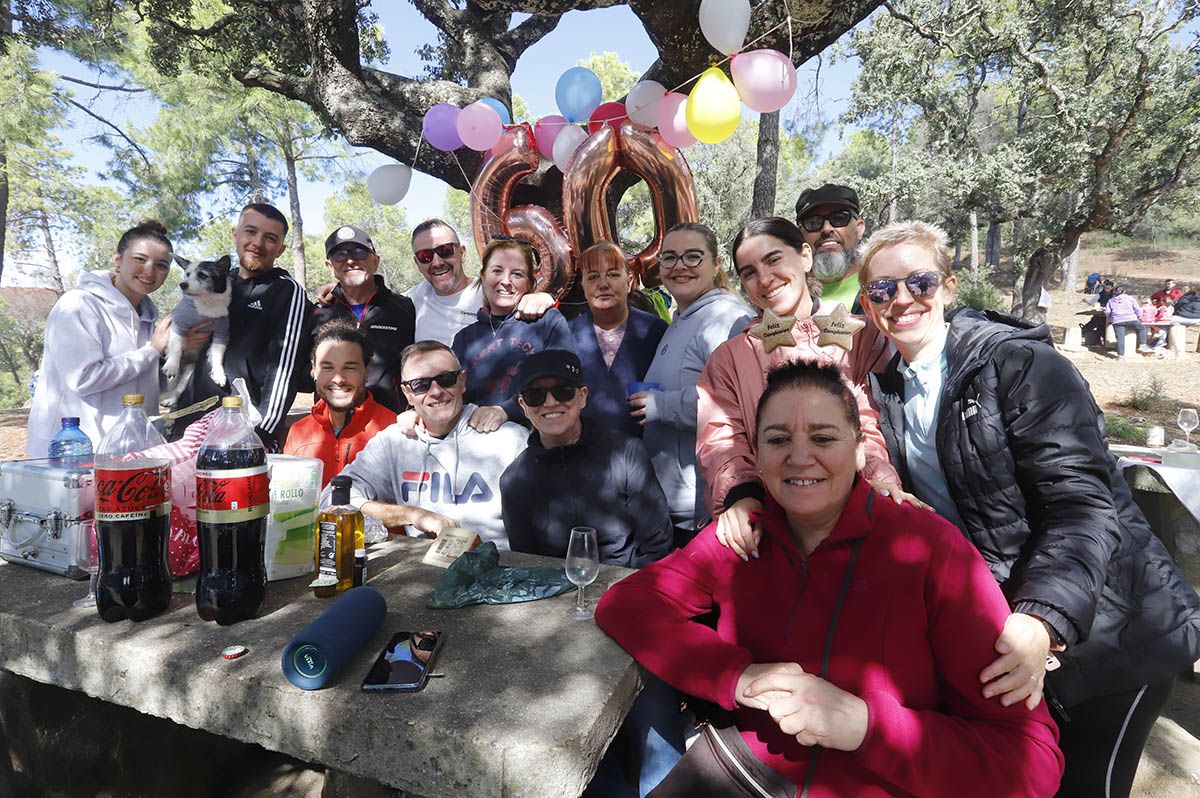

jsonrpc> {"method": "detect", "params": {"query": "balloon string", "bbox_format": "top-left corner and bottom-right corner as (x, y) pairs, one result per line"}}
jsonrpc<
(450, 151), (510, 236)
(412, 136), (424, 170)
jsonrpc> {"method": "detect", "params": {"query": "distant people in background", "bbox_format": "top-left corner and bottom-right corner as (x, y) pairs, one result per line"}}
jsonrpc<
(309, 224), (415, 412)
(451, 238), (572, 430)
(632, 223), (753, 542)
(27, 220), (211, 456)
(794, 183), (868, 309)
(1151, 278), (1183, 304)
(1085, 272), (1102, 294)
(170, 203), (310, 451)
(1173, 285), (1200, 327)
(285, 320), (397, 488)
(1097, 279), (1116, 306)
(1149, 297), (1173, 349)
(1082, 278), (1116, 344)
(1105, 285), (1152, 360)
(405, 219), (554, 344)
(567, 242), (667, 438)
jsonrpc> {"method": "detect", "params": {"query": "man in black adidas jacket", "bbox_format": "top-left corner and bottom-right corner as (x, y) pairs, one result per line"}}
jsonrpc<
(172, 203), (310, 451)
(308, 224), (415, 413)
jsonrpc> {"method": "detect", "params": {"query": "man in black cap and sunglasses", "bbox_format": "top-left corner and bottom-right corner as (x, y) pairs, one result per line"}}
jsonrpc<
(795, 183), (868, 310)
(310, 224), (416, 412)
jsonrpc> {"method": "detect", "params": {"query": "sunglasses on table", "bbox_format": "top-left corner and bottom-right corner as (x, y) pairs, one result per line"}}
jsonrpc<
(401, 369), (462, 395)
(414, 243), (459, 265)
(799, 209), (857, 233)
(520, 384), (578, 407)
(862, 271), (943, 305)
(490, 234), (542, 267)
(329, 245), (373, 263)
(658, 250), (707, 270)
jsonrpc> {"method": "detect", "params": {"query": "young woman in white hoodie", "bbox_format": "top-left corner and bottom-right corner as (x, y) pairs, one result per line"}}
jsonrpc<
(27, 221), (206, 457)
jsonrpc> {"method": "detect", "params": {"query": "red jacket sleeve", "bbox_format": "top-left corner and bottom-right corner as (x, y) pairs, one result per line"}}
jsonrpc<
(595, 533), (754, 710)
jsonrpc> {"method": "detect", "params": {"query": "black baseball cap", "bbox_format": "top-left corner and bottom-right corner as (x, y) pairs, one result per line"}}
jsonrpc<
(795, 183), (860, 220)
(325, 225), (375, 256)
(514, 350), (584, 393)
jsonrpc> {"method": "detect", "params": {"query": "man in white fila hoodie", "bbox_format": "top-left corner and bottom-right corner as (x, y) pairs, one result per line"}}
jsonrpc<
(326, 340), (526, 548)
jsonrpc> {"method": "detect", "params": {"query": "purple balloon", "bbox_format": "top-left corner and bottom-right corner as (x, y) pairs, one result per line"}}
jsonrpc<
(423, 104), (464, 151)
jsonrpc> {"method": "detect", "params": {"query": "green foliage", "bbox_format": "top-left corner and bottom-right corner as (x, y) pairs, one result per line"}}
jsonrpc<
(1123, 374), (1167, 413)
(442, 189), (481, 274)
(950, 265), (1002, 311)
(577, 52), (639, 102)
(323, 178), (417, 293)
(1103, 414), (1144, 445)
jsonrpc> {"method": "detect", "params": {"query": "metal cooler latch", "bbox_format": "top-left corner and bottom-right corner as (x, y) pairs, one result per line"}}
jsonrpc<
(41, 510), (66, 540)
(0, 500), (13, 531)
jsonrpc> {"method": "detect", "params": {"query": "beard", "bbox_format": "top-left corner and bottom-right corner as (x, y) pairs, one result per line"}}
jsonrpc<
(321, 385), (367, 413)
(812, 248), (854, 283)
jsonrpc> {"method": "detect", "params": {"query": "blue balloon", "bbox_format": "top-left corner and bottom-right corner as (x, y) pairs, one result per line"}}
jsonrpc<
(479, 97), (511, 125)
(555, 67), (603, 123)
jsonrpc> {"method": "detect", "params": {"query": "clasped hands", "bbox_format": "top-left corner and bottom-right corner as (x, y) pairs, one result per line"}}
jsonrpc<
(735, 662), (869, 752)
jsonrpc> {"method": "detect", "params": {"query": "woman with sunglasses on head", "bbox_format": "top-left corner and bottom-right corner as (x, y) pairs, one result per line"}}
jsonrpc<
(698, 217), (906, 560)
(451, 238), (572, 431)
(631, 223), (754, 544)
(858, 220), (1200, 798)
(569, 242), (668, 438)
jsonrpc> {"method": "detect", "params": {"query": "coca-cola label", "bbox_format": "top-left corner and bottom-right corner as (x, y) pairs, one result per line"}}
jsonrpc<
(196, 465), (270, 523)
(95, 464), (171, 521)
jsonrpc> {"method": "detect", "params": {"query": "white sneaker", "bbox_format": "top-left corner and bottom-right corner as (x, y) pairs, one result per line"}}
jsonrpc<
(1116, 355), (1127, 361)
(1137, 345), (1154, 353)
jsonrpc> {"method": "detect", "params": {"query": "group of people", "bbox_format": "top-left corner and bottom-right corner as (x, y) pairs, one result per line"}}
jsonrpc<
(1086, 275), (1200, 357)
(26, 182), (1200, 797)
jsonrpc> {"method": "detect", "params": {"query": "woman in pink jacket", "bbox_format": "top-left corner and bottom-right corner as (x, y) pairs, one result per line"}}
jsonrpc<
(598, 361), (1063, 797)
(697, 217), (903, 557)
(1104, 285), (1151, 359)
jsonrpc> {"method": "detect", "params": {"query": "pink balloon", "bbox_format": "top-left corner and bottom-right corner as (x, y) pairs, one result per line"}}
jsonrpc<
(588, 101), (627, 134)
(656, 92), (697, 149)
(490, 126), (518, 158)
(534, 115), (568, 160)
(457, 102), (504, 151)
(730, 49), (798, 113)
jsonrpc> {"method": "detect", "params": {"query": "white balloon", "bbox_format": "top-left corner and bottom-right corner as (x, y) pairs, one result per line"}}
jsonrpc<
(699, 0), (752, 56)
(552, 124), (588, 173)
(626, 80), (666, 128)
(366, 163), (412, 205)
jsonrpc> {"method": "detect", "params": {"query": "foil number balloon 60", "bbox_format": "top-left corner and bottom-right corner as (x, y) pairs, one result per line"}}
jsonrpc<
(562, 121), (699, 288)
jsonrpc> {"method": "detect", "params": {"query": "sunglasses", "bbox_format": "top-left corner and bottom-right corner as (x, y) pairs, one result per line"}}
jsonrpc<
(658, 250), (707, 270)
(414, 243), (459, 265)
(862, 271), (943, 305)
(401, 369), (462, 395)
(329, 245), (372, 263)
(490, 235), (541, 267)
(799, 209), (857, 233)
(520, 384), (578, 407)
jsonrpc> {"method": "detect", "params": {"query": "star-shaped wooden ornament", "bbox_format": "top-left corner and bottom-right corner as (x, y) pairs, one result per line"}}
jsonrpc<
(814, 303), (866, 351)
(749, 308), (796, 354)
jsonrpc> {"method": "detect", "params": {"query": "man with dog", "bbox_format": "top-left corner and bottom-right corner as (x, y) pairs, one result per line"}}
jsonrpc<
(284, 319), (397, 488)
(171, 202), (310, 451)
(309, 224), (416, 412)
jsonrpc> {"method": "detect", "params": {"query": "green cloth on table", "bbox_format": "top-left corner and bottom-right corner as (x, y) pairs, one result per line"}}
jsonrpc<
(429, 542), (575, 608)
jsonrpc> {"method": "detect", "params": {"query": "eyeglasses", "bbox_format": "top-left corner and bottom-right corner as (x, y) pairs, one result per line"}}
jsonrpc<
(520, 384), (578, 407)
(414, 243), (459, 265)
(401, 369), (462, 395)
(329, 245), (373, 263)
(862, 271), (943, 305)
(799, 209), (857, 233)
(490, 235), (541, 267)
(658, 250), (707, 270)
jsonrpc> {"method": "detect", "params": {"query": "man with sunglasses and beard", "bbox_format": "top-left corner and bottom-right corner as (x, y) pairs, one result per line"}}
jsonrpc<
(325, 340), (526, 547)
(795, 183), (869, 311)
(310, 224), (415, 412)
(407, 219), (556, 344)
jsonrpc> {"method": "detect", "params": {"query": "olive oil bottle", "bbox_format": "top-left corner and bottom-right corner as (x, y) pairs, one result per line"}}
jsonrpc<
(315, 476), (362, 596)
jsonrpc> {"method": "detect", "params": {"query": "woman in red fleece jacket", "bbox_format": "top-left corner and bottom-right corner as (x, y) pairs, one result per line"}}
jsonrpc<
(596, 361), (1063, 798)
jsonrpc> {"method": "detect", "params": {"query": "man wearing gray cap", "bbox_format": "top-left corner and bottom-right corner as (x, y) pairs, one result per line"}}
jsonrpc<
(309, 224), (416, 412)
(795, 183), (868, 309)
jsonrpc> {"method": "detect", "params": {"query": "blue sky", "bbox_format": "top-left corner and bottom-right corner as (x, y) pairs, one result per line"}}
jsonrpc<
(33, 2), (863, 267)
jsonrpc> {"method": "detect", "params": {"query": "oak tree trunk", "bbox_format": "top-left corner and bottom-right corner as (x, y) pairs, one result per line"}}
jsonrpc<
(751, 110), (780, 219)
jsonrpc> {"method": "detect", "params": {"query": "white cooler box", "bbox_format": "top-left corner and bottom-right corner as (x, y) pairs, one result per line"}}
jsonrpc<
(0, 458), (93, 579)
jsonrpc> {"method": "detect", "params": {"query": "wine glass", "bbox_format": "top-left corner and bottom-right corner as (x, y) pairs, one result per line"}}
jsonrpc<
(1179, 408), (1199, 447)
(72, 520), (98, 609)
(565, 526), (599, 620)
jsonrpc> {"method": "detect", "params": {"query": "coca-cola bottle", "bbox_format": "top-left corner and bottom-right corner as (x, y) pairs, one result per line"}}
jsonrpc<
(93, 394), (173, 623)
(195, 396), (269, 625)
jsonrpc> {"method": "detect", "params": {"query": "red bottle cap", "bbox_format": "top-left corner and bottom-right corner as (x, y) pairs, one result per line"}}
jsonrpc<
(221, 645), (249, 660)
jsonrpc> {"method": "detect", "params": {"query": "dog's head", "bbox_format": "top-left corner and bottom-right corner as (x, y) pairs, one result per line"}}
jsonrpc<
(179, 255), (232, 298)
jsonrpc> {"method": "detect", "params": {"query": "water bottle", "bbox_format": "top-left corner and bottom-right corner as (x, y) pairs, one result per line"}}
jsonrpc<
(48, 417), (93, 466)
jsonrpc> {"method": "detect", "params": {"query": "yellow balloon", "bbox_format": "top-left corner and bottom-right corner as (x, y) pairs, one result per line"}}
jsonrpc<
(685, 67), (742, 144)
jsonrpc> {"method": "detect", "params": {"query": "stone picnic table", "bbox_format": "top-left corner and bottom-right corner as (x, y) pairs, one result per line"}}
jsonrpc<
(0, 536), (643, 797)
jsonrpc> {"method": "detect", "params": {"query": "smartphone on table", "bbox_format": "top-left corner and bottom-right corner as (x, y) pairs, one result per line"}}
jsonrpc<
(361, 630), (444, 692)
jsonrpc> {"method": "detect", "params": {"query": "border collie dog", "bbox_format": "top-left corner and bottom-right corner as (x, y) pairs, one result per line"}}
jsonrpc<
(161, 255), (233, 409)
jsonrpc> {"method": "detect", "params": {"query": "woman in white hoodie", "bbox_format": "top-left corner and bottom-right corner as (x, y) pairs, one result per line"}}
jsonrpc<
(631, 223), (753, 542)
(28, 221), (184, 456)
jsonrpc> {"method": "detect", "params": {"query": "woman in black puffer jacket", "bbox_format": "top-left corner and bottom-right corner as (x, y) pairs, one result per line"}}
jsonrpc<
(859, 221), (1200, 798)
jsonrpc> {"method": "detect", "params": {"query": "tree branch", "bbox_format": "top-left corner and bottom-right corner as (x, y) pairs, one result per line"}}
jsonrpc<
(410, 0), (465, 35)
(59, 75), (147, 92)
(472, 0), (622, 11)
(62, 97), (152, 168)
(498, 13), (562, 60)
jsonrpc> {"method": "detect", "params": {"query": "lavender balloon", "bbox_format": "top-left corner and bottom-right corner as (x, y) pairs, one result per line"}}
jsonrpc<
(423, 104), (464, 151)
